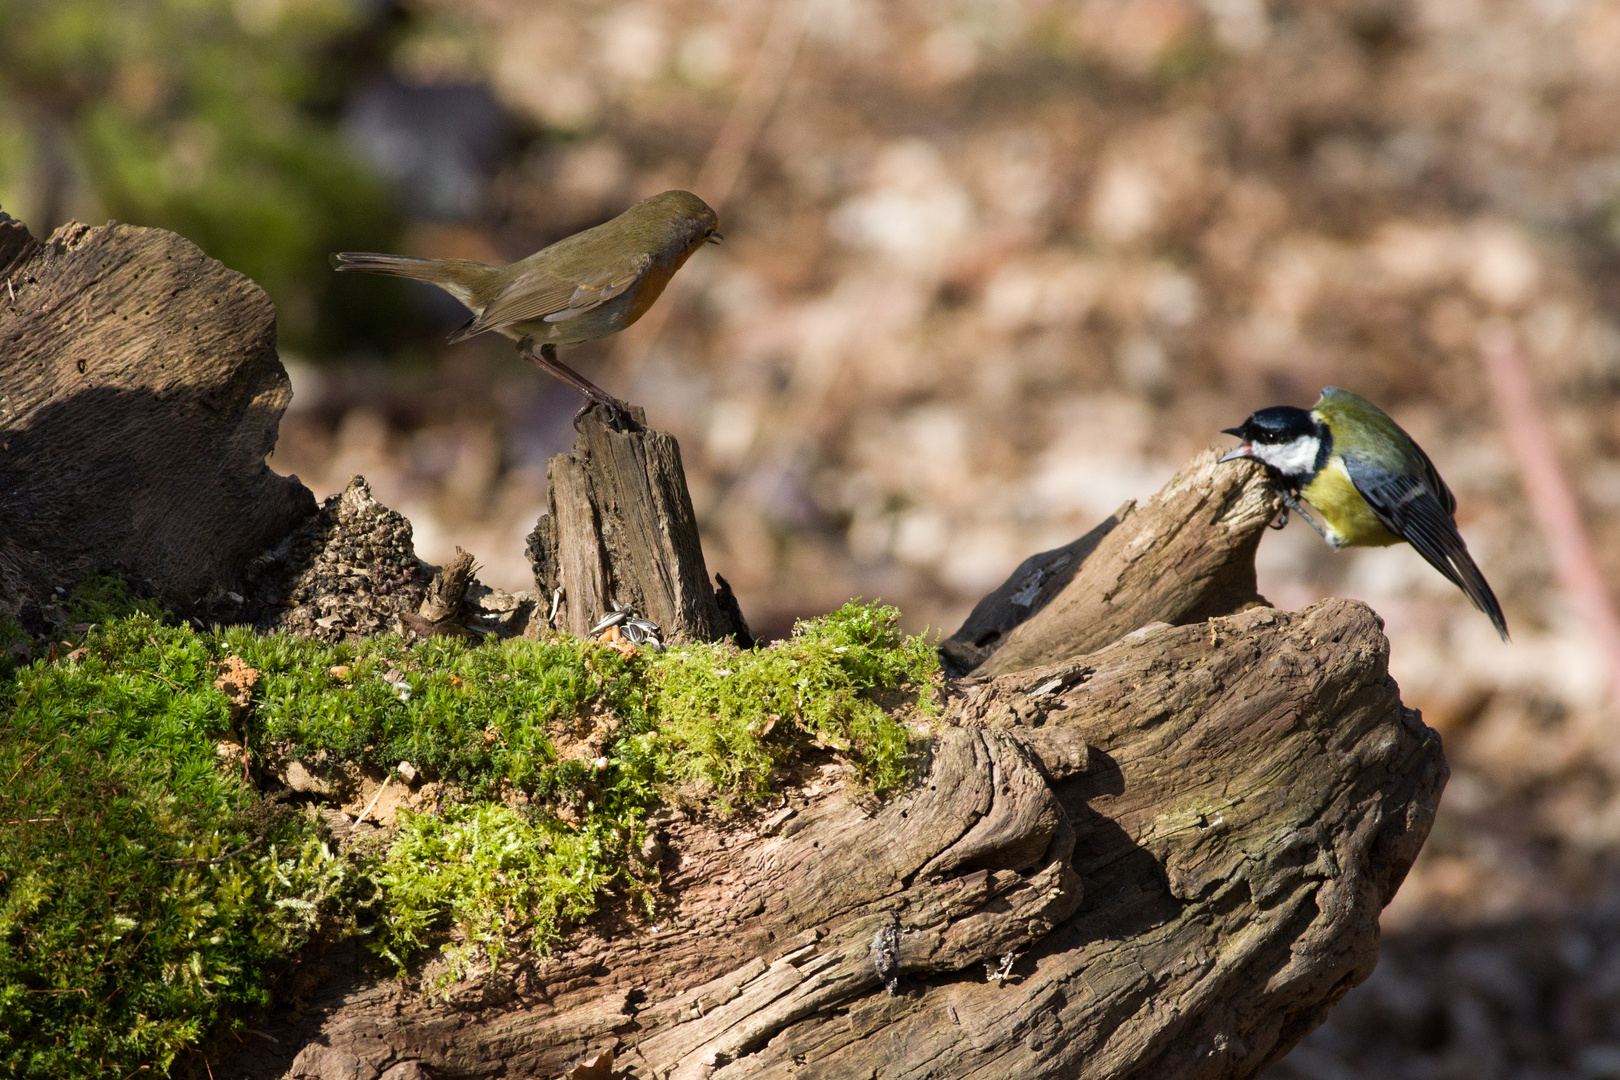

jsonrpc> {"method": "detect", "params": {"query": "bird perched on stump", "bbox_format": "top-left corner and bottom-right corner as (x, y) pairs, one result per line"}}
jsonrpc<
(331, 190), (721, 424)
(1220, 386), (1509, 640)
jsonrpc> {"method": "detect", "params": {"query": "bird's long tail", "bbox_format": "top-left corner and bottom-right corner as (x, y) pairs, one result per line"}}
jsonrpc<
(329, 252), (492, 310)
(1449, 546), (1510, 642)
(1407, 513), (1511, 641)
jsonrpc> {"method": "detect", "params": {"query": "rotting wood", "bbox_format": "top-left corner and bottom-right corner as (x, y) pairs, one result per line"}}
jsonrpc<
(213, 598), (1442, 1080)
(402, 546), (481, 639)
(245, 480), (535, 642)
(951, 449), (1280, 677)
(246, 477), (430, 642)
(526, 403), (752, 646)
(0, 211), (315, 615)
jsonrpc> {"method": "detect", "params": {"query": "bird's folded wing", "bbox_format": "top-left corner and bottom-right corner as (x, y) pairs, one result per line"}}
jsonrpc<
(1344, 455), (1508, 637)
(471, 255), (651, 335)
(1408, 439), (1458, 517)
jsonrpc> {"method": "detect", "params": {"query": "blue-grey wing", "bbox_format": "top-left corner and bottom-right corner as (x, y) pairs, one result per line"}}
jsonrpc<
(1342, 456), (1507, 639)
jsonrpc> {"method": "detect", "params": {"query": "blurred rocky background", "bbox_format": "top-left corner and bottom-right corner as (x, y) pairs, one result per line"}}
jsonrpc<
(7, 0), (1620, 1074)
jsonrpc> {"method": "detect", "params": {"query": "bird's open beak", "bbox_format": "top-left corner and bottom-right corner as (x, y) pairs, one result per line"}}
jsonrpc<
(1217, 431), (1253, 463)
(707, 232), (723, 244)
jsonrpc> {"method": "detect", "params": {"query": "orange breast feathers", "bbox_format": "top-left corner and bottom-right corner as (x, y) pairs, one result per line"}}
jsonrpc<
(624, 236), (706, 326)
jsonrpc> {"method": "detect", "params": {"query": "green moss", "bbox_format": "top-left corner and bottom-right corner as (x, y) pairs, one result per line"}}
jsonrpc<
(0, 600), (938, 1077)
(0, 613), (371, 1078)
(644, 601), (934, 803)
(377, 803), (630, 983)
(60, 574), (168, 625)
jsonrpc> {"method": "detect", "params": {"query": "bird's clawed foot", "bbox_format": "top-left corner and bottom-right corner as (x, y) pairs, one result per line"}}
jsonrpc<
(521, 340), (641, 432)
(1275, 488), (1330, 541)
(572, 393), (637, 432)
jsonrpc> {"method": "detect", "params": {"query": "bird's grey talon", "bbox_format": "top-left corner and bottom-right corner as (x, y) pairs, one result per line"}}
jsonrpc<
(1278, 490), (1329, 541)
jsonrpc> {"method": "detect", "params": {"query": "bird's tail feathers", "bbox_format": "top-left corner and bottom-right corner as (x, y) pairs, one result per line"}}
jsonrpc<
(329, 253), (494, 311)
(330, 252), (445, 280)
(1449, 548), (1510, 642)
(1412, 515), (1510, 641)
(446, 317), (482, 344)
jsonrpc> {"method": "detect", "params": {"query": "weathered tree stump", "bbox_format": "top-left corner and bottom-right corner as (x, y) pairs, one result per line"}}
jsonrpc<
(526, 405), (752, 647)
(944, 451), (1279, 676)
(227, 599), (1439, 1080)
(0, 211), (315, 613)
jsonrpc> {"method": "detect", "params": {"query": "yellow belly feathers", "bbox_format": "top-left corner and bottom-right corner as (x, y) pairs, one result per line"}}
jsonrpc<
(1300, 458), (1400, 549)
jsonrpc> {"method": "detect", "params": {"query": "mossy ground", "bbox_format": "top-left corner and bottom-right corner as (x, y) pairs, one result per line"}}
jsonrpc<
(0, 578), (938, 1080)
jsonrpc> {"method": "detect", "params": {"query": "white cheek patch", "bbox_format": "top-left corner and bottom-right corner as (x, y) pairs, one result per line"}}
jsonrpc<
(1250, 434), (1320, 477)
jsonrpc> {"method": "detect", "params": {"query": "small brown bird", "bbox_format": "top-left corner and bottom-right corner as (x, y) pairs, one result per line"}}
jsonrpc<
(332, 190), (721, 421)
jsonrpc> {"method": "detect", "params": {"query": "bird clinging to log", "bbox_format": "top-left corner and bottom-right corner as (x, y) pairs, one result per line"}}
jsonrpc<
(332, 190), (721, 425)
(1221, 385), (1509, 640)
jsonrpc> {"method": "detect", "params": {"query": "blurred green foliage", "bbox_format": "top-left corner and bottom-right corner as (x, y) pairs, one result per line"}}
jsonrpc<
(0, 0), (405, 352)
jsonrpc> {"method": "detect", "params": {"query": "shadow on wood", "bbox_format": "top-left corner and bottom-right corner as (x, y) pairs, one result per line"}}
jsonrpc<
(945, 449), (1281, 677)
(0, 212), (314, 613)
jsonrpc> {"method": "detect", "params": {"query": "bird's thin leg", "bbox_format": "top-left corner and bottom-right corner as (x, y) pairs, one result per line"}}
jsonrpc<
(520, 342), (632, 427)
(1278, 488), (1330, 541)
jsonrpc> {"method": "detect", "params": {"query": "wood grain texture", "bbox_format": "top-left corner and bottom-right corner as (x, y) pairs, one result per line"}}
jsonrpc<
(962, 449), (1281, 676)
(527, 405), (744, 645)
(0, 213), (314, 610)
(216, 600), (1442, 1080)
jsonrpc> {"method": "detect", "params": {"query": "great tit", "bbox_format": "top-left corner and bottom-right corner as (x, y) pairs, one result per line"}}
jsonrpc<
(1220, 386), (1508, 640)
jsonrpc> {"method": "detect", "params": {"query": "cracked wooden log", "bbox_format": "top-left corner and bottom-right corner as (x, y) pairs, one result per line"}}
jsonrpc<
(224, 597), (1442, 1080)
(526, 404), (752, 647)
(0, 211), (315, 614)
(942, 450), (1280, 677)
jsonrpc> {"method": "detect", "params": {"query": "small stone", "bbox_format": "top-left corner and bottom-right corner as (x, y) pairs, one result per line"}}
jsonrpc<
(283, 760), (333, 796)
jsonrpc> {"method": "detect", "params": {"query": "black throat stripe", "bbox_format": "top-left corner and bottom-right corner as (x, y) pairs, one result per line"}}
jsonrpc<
(1312, 418), (1333, 476)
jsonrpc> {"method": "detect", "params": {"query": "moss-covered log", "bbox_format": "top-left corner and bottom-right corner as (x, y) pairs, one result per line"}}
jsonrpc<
(217, 599), (1439, 1080)
(212, 452), (1440, 1080)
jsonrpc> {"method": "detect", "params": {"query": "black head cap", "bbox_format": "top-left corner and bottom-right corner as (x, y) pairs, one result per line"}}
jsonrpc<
(1222, 406), (1315, 444)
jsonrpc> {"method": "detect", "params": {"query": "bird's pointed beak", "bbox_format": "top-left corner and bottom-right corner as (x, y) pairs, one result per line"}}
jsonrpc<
(1217, 440), (1253, 464)
(707, 232), (723, 244)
